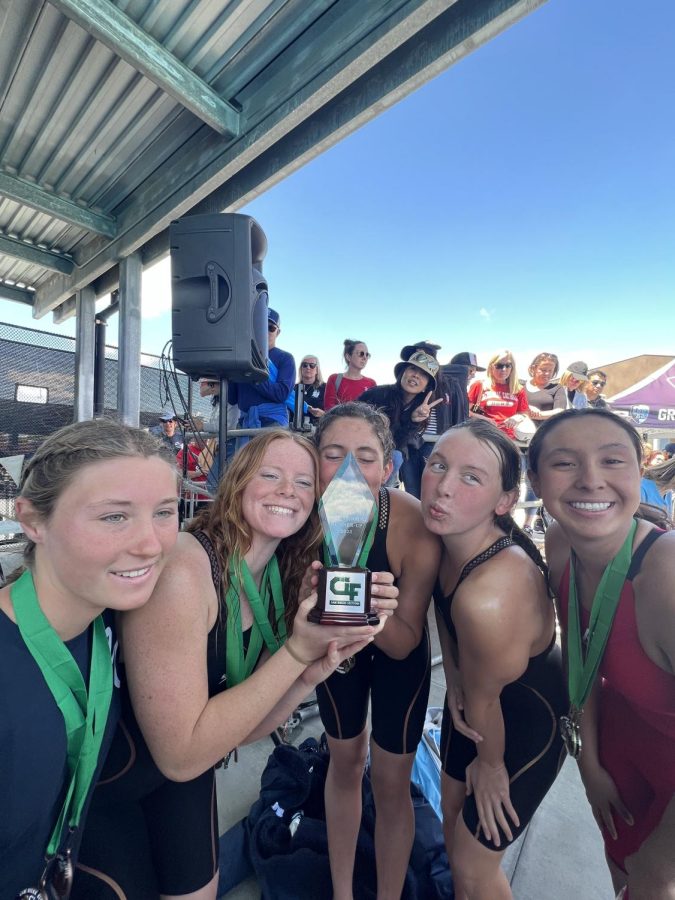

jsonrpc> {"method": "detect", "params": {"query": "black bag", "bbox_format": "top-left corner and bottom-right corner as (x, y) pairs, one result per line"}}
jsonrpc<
(223, 735), (453, 899)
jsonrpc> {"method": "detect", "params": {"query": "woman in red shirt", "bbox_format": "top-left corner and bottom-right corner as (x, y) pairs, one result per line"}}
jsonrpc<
(468, 350), (530, 439)
(324, 339), (376, 409)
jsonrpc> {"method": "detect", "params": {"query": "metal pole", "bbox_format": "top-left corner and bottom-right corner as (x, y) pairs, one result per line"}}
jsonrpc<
(117, 253), (142, 425)
(73, 286), (96, 422)
(94, 293), (120, 417)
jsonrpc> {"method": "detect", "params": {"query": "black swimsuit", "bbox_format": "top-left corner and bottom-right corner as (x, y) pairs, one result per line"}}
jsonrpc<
(434, 537), (567, 851)
(315, 488), (431, 754)
(73, 532), (257, 899)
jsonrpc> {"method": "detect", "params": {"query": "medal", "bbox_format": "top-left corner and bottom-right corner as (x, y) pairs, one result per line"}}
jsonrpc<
(559, 707), (582, 759)
(563, 521), (636, 758)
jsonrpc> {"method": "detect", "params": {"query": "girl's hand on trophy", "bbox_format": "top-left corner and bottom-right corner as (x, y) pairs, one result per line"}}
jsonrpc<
(293, 594), (377, 655)
(370, 571), (398, 620)
(301, 637), (373, 687)
(299, 560), (324, 601)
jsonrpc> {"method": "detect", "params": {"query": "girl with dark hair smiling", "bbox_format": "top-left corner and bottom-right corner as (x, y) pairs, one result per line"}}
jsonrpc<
(529, 408), (675, 900)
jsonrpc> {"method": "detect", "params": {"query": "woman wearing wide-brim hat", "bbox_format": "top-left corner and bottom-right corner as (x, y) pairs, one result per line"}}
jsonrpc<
(360, 350), (442, 498)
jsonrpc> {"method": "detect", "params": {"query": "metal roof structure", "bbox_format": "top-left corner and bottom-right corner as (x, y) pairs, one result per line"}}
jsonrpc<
(0, 0), (546, 322)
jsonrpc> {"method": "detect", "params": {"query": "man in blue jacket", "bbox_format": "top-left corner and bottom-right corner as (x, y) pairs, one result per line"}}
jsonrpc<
(229, 308), (295, 444)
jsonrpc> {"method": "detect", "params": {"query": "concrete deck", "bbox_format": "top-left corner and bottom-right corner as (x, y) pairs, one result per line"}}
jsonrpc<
(215, 614), (615, 899)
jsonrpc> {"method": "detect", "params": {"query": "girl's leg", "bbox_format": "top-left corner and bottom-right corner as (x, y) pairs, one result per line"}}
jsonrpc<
(451, 816), (511, 900)
(369, 739), (416, 900)
(161, 870), (218, 900)
(324, 730), (369, 900)
(441, 771), (469, 900)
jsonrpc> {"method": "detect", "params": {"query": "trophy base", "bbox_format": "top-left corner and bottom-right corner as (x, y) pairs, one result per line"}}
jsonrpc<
(309, 567), (378, 626)
(307, 608), (380, 627)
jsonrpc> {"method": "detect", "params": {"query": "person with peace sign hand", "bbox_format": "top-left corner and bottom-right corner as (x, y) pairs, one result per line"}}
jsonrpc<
(360, 350), (443, 498)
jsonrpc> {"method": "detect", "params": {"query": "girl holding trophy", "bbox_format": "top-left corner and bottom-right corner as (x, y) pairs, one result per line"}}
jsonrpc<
(312, 402), (441, 900)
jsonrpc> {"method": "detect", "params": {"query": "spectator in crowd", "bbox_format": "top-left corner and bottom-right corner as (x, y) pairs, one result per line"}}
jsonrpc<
(402, 342), (469, 440)
(291, 354), (326, 427)
(467, 350), (531, 440)
(560, 361), (590, 409)
(449, 351), (486, 385)
(192, 377), (239, 489)
(525, 352), (566, 425)
(360, 351), (442, 498)
(150, 412), (184, 452)
(664, 442), (675, 460)
(324, 339), (376, 410)
(585, 369), (610, 408)
(228, 309), (295, 443)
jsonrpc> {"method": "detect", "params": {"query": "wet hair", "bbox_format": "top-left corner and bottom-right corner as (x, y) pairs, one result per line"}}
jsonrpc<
(343, 339), (368, 367)
(528, 407), (643, 475)
(188, 430), (322, 632)
(486, 350), (519, 393)
(14, 418), (175, 576)
(439, 418), (548, 578)
(298, 354), (324, 386)
(528, 352), (559, 379)
(313, 401), (394, 466)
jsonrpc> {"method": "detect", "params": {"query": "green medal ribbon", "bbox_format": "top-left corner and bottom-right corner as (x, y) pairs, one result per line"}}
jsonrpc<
(224, 554), (285, 688)
(322, 509), (378, 569)
(567, 519), (636, 710)
(10, 570), (113, 856)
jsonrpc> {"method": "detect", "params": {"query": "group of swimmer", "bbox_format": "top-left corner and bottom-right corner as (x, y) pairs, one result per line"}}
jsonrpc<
(2, 401), (674, 900)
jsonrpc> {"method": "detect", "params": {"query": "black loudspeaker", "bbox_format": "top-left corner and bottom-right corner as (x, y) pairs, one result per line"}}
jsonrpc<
(170, 213), (269, 381)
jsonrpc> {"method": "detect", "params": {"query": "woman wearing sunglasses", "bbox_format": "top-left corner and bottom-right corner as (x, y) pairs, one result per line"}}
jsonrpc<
(73, 430), (390, 900)
(324, 339), (376, 410)
(467, 350), (531, 440)
(2, 420), (180, 900)
(296, 354), (326, 425)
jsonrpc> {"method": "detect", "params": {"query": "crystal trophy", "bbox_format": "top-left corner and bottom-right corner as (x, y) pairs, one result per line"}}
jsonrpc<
(309, 453), (380, 626)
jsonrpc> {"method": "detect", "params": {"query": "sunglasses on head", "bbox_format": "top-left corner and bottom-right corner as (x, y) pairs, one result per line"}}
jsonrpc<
(18, 850), (73, 900)
(591, 380), (606, 388)
(494, 362), (512, 370)
(301, 361), (317, 369)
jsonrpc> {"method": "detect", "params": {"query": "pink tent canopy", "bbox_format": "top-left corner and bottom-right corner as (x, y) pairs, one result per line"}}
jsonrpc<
(608, 358), (675, 429)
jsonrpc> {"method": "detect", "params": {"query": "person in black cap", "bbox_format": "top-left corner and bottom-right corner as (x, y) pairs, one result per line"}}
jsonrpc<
(664, 442), (675, 460)
(360, 350), (442, 498)
(559, 361), (590, 409)
(149, 412), (184, 453)
(449, 351), (486, 384)
(228, 308), (296, 446)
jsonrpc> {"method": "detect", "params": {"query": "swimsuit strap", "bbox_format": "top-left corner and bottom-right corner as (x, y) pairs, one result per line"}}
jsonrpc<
(626, 527), (667, 581)
(192, 530), (221, 591)
(457, 535), (514, 587)
(377, 486), (389, 532)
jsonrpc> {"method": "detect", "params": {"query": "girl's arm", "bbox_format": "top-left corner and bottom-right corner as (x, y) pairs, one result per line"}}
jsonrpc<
(453, 571), (533, 846)
(374, 490), (441, 659)
(122, 535), (377, 781)
(434, 604), (482, 743)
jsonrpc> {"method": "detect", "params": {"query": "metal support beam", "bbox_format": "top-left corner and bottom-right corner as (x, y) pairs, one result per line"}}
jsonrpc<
(34, 0), (546, 316)
(73, 286), (96, 422)
(0, 282), (34, 305)
(0, 171), (116, 237)
(0, 233), (74, 274)
(117, 253), (142, 426)
(49, 0), (240, 138)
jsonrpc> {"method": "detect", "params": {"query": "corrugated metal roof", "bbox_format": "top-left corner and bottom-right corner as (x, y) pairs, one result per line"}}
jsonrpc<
(0, 0), (546, 318)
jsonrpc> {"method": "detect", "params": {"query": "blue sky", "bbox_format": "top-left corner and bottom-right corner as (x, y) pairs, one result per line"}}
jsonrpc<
(4, 0), (675, 388)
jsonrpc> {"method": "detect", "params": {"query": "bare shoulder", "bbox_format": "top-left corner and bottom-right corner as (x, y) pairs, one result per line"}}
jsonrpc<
(453, 545), (545, 636)
(387, 488), (441, 563)
(387, 488), (438, 547)
(633, 528), (675, 655)
(125, 531), (217, 631)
